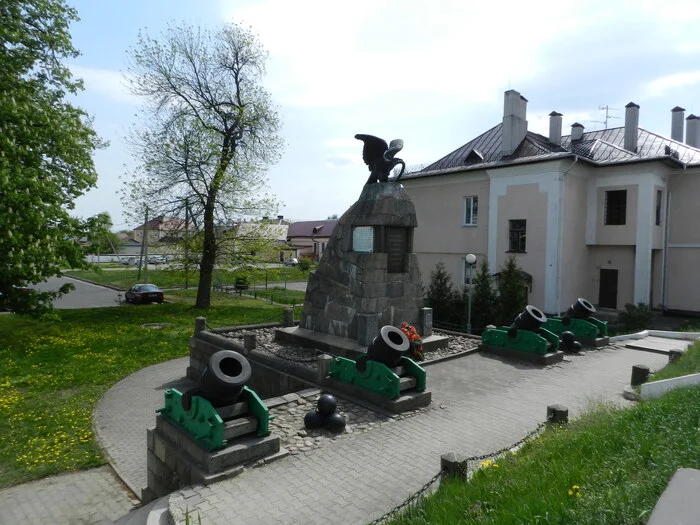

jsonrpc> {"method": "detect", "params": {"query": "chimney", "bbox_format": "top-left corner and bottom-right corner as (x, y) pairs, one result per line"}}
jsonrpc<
(571, 122), (584, 142)
(502, 90), (528, 156)
(277, 215), (284, 220)
(624, 102), (639, 152)
(671, 106), (685, 142)
(687, 115), (700, 148)
(549, 111), (563, 146)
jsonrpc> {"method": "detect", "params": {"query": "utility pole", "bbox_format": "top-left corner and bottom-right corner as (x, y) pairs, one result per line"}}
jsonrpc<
(137, 205), (149, 281)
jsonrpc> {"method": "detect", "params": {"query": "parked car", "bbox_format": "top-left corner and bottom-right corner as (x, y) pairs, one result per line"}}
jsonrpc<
(125, 284), (164, 304)
(148, 255), (166, 264)
(284, 258), (299, 267)
(121, 256), (137, 266)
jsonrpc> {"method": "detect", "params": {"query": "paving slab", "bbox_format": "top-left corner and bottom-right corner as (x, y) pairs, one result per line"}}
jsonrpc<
(624, 336), (692, 354)
(0, 466), (138, 525)
(647, 468), (700, 525)
(167, 346), (670, 525)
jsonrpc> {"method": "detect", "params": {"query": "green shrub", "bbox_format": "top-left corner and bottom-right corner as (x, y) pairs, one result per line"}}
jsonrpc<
(425, 262), (462, 324)
(619, 302), (652, 333)
(471, 259), (497, 332)
(495, 255), (527, 326)
(297, 258), (311, 272)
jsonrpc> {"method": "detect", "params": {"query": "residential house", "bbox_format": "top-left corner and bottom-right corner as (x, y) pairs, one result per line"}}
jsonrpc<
(232, 215), (292, 262)
(401, 90), (700, 315)
(133, 215), (187, 245)
(286, 220), (339, 261)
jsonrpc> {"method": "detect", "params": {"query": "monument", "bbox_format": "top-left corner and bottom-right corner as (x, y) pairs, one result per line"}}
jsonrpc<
(277, 134), (441, 352)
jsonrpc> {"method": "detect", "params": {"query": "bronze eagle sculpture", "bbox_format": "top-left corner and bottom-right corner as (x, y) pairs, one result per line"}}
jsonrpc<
(355, 134), (406, 184)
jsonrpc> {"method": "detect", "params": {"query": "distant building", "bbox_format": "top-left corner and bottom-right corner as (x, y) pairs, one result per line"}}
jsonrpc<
(286, 220), (339, 261)
(133, 215), (187, 245)
(402, 90), (700, 314)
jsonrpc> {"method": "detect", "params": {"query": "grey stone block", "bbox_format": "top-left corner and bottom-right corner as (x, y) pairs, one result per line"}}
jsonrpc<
(441, 452), (469, 480)
(357, 313), (379, 346)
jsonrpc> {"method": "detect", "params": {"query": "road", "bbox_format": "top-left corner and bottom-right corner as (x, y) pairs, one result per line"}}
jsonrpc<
(32, 276), (121, 309)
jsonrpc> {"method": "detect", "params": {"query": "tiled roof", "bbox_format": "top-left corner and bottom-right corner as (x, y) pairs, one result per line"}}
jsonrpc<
(407, 123), (700, 179)
(133, 215), (186, 231)
(286, 220), (338, 238)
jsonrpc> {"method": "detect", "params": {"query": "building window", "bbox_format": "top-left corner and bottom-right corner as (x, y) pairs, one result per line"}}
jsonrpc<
(605, 190), (627, 225)
(508, 220), (526, 252)
(464, 196), (478, 226)
(655, 190), (663, 226)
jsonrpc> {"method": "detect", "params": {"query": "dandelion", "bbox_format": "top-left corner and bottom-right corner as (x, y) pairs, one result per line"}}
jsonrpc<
(567, 485), (582, 498)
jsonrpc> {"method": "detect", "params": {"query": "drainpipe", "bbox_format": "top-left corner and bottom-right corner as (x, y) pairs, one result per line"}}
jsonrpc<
(556, 156), (579, 315)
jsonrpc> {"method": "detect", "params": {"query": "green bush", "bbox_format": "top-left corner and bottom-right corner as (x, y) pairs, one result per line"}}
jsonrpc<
(618, 302), (653, 333)
(425, 262), (462, 325)
(496, 255), (527, 326)
(471, 259), (497, 332)
(297, 258), (311, 272)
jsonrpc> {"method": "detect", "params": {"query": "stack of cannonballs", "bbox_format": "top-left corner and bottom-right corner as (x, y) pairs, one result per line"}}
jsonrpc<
(303, 394), (346, 434)
(559, 331), (582, 352)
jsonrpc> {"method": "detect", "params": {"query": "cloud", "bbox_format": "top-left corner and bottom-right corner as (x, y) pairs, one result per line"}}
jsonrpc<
(69, 65), (138, 105)
(644, 71), (700, 99)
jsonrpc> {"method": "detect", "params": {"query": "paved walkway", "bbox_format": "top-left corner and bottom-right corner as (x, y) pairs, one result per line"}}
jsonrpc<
(0, 466), (138, 524)
(0, 340), (689, 524)
(167, 346), (672, 525)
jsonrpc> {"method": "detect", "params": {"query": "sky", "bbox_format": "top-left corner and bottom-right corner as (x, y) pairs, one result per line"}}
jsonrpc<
(66, 0), (700, 231)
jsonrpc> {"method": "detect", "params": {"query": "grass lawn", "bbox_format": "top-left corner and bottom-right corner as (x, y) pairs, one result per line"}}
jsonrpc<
(388, 386), (700, 524)
(0, 290), (301, 488)
(65, 266), (312, 291)
(648, 339), (700, 382)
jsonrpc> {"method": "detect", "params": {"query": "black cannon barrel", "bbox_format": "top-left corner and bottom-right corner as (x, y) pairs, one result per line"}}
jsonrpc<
(200, 350), (252, 407)
(566, 298), (596, 319)
(509, 305), (548, 333)
(366, 325), (410, 368)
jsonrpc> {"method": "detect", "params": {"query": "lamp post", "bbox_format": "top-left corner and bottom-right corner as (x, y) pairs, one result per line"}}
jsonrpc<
(465, 253), (477, 334)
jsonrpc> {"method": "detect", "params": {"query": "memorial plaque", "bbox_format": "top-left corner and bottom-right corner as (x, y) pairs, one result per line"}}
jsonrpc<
(386, 227), (408, 273)
(352, 226), (374, 253)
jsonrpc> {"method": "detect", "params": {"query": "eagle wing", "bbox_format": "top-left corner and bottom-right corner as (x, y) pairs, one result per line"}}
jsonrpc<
(355, 134), (388, 167)
(385, 139), (404, 160)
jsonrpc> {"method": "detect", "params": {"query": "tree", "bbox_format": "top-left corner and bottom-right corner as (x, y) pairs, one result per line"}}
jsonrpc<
(425, 262), (458, 323)
(496, 255), (528, 326)
(83, 212), (120, 256)
(123, 22), (282, 308)
(0, 0), (103, 316)
(471, 259), (497, 332)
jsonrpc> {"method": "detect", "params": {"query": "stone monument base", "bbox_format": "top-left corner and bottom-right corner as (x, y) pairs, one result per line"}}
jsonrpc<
(143, 414), (284, 503)
(275, 326), (449, 360)
(480, 344), (564, 366)
(322, 376), (432, 413)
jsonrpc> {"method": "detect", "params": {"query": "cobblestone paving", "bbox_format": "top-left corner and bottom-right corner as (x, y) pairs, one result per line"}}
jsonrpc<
(168, 346), (672, 525)
(268, 391), (433, 456)
(0, 466), (138, 525)
(3, 335), (687, 525)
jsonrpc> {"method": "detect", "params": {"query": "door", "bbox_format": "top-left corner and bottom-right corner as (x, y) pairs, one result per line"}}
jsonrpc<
(599, 269), (618, 309)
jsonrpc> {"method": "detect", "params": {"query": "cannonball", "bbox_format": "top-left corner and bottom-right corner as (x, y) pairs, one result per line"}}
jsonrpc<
(561, 331), (576, 347)
(323, 412), (346, 434)
(303, 410), (324, 429)
(571, 341), (582, 352)
(317, 394), (337, 417)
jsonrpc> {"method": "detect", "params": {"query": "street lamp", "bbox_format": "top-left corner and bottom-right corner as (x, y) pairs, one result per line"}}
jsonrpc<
(465, 253), (477, 334)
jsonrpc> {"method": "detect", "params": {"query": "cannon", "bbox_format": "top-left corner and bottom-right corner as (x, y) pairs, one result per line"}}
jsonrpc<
(542, 298), (608, 345)
(157, 350), (271, 450)
(328, 325), (426, 399)
(482, 305), (561, 356)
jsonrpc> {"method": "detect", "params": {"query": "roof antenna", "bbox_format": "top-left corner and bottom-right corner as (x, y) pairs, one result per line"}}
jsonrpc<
(591, 105), (620, 130)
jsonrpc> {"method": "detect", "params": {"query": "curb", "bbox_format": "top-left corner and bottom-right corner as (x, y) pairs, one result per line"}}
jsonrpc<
(63, 274), (126, 292)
